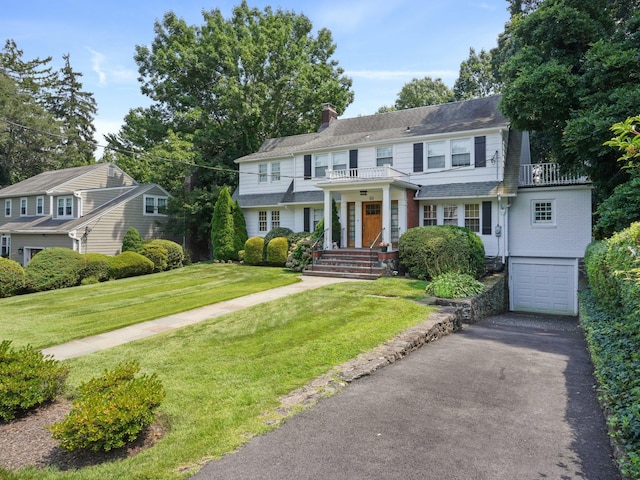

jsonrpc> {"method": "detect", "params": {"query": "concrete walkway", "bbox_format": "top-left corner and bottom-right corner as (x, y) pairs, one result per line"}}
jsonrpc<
(42, 275), (355, 360)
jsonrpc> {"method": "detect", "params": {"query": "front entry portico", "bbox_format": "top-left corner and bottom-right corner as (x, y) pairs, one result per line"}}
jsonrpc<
(362, 202), (382, 247)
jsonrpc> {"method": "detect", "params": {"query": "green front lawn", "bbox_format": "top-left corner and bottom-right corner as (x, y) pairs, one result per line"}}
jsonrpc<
(0, 263), (299, 349)
(3, 276), (433, 480)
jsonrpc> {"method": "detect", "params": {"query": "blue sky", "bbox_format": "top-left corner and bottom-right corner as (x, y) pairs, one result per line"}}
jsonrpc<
(1, 1), (510, 147)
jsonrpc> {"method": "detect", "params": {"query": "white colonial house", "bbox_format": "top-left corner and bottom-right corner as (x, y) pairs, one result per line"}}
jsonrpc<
(233, 96), (592, 316)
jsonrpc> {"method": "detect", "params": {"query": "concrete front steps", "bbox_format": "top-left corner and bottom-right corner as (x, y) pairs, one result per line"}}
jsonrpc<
(304, 248), (390, 280)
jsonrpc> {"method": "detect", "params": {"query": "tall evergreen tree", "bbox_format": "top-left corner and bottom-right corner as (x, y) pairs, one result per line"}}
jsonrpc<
(210, 186), (236, 261)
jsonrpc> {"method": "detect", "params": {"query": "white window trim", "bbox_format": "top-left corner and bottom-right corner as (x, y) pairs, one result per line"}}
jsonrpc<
(36, 196), (44, 216)
(426, 141), (446, 170)
(258, 163), (268, 183)
(0, 234), (10, 258)
(143, 195), (168, 216)
(4, 199), (11, 217)
(271, 162), (281, 182)
(57, 196), (74, 218)
(532, 199), (556, 227)
(20, 197), (28, 217)
(314, 154), (329, 178)
(376, 145), (393, 167)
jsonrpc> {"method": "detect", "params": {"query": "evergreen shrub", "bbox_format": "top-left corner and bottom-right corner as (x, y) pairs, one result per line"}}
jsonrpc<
(24, 248), (84, 292)
(122, 227), (144, 253)
(0, 340), (69, 421)
(108, 251), (154, 279)
(149, 239), (184, 269)
(244, 237), (264, 265)
(0, 257), (24, 297)
(266, 237), (288, 266)
(49, 361), (164, 452)
(141, 243), (168, 272)
(80, 253), (111, 282)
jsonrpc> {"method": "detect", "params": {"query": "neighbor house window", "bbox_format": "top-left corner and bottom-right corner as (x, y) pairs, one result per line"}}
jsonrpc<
(465, 203), (480, 232)
(533, 200), (554, 225)
(376, 146), (393, 167)
(5, 199), (11, 217)
(427, 142), (445, 169)
(451, 139), (471, 167)
(57, 196), (73, 218)
(271, 162), (280, 182)
(443, 205), (458, 226)
(36, 196), (44, 215)
(423, 205), (437, 226)
(258, 211), (267, 232)
(144, 195), (168, 215)
(271, 210), (280, 229)
(332, 151), (348, 171)
(258, 163), (268, 183)
(315, 154), (328, 178)
(0, 235), (10, 257)
(313, 208), (323, 229)
(20, 198), (27, 216)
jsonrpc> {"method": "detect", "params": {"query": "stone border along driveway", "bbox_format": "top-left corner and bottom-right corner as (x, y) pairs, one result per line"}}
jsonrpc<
(275, 274), (508, 419)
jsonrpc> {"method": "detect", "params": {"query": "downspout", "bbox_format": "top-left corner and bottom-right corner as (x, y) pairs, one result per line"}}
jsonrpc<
(498, 195), (511, 264)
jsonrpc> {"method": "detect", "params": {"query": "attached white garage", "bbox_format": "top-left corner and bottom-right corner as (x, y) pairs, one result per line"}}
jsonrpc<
(509, 257), (578, 316)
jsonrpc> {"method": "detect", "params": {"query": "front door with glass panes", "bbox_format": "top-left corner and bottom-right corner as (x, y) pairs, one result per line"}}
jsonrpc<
(362, 202), (382, 247)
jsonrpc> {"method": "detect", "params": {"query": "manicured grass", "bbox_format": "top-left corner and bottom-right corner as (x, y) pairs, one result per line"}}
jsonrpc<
(0, 264), (300, 349)
(5, 277), (433, 480)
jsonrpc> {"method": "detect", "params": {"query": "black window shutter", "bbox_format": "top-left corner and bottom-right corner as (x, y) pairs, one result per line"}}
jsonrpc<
(349, 149), (358, 169)
(482, 201), (492, 235)
(304, 154), (312, 179)
(304, 207), (310, 232)
(413, 143), (424, 172)
(475, 136), (486, 167)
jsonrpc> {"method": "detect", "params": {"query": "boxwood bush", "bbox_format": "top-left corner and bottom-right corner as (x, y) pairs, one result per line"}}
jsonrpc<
(80, 252), (111, 283)
(49, 361), (164, 452)
(0, 340), (69, 421)
(398, 226), (485, 280)
(266, 237), (288, 266)
(149, 239), (184, 269)
(24, 247), (85, 292)
(0, 257), (24, 298)
(244, 237), (265, 265)
(141, 243), (168, 273)
(108, 251), (154, 279)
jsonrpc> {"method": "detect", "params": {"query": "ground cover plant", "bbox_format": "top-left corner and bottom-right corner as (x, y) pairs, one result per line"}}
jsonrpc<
(0, 263), (299, 349)
(2, 277), (433, 479)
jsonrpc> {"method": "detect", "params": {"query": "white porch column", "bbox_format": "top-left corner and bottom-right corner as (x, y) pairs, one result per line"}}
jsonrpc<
(324, 190), (332, 250)
(382, 185), (391, 245)
(340, 199), (347, 247)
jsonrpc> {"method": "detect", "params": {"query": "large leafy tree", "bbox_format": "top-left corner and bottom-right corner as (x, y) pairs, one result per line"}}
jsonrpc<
(497, 0), (640, 198)
(453, 48), (500, 101)
(378, 76), (453, 112)
(108, 2), (353, 258)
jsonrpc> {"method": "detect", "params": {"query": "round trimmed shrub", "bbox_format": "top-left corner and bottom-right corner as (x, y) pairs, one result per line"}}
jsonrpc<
(0, 257), (24, 298)
(244, 237), (265, 265)
(122, 227), (143, 253)
(141, 243), (168, 272)
(80, 253), (111, 283)
(24, 248), (84, 292)
(149, 239), (184, 269)
(398, 226), (485, 280)
(266, 237), (288, 266)
(108, 251), (154, 279)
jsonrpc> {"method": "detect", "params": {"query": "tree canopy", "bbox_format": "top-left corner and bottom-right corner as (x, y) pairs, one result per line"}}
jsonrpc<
(377, 76), (454, 113)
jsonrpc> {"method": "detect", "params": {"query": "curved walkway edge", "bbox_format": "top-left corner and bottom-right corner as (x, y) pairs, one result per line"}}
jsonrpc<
(42, 276), (356, 361)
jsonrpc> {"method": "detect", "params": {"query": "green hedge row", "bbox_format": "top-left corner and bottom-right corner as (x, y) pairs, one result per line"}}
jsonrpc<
(583, 222), (640, 478)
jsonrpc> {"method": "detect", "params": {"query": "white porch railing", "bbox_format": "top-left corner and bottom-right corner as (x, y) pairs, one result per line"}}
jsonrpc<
(326, 165), (409, 182)
(519, 163), (589, 187)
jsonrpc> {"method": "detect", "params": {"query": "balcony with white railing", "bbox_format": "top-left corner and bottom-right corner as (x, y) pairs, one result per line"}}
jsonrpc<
(325, 165), (409, 183)
(519, 163), (589, 187)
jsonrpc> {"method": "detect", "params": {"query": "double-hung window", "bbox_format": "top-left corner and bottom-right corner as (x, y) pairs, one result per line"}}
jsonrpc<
(465, 204), (480, 232)
(144, 195), (168, 216)
(4, 199), (11, 217)
(376, 146), (393, 167)
(20, 198), (27, 216)
(315, 154), (329, 178)
(443, 205), (458, 226)
(0, 235), (9, 258)
(258, 163), (268, 183)
(271, 162), (280, 182)
(423, 205), (437, 226)
(57, 197), (73, 218)
(427, 142), (445, 169)
(271, 210), (280, 229)
(451, 139), (471, 167)
(258, 211), (267, 232)
(332, 151), (348, 172)
(313, 208), (323, 229)
(36, 196), (44, 215)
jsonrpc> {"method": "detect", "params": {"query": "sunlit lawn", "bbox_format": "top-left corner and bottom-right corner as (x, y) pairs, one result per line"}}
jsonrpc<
(4, 277), (433, 480)
(0, 263), (300, 349)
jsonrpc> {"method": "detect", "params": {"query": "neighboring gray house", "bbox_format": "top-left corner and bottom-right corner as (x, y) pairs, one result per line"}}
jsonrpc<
(0, 162), (170, 265)
(233, 96), (593, 316)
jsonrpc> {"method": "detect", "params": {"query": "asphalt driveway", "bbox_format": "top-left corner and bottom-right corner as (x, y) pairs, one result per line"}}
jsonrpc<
(192, 313), (620, 480)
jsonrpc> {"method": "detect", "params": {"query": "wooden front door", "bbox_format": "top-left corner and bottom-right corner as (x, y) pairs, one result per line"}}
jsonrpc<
(362, 201), (382, 247)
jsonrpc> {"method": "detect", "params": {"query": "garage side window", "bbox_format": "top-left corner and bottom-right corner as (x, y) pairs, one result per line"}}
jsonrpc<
(532, 200), (555, 226)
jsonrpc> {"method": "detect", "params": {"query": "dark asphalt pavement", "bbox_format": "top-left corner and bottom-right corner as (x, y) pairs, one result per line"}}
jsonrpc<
(191, 313), (620, 480)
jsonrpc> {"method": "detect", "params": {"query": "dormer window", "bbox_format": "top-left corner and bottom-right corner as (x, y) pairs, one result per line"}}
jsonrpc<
(57, 197), (73, 218)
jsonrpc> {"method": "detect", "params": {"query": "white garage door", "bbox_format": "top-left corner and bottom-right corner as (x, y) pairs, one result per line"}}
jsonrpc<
(510, 258), (577, 316)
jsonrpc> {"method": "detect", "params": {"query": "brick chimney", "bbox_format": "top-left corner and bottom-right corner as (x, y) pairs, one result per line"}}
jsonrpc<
(320, 103), (338, 130)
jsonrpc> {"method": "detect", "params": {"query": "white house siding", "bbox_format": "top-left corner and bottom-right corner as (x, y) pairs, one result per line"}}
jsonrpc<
(237, 158), (293, 196)
(508, 186), (592, 259)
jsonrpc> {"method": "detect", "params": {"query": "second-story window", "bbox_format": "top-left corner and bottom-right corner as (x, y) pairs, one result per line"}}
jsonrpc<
(315, 154), (328, 178)
(20, 198), (27, 216)
(36, 196), (44, 215)
(451, 139), (471, 167)
(57, 197), (73, 218)
(332, 151), (347, 172)
(144, 195), (167, 215)
(271, 162), (280, 182)
(4, 199), (11, 217)
(427, 142), (445, 169)
(376, 146), (393, 167)
(258, 163), (268, 183)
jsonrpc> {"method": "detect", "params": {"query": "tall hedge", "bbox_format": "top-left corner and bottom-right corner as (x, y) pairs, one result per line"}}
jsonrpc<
(24, 248), (85, 292)
(0, 257), (24, 297)
(211, 187), (236, 261)
(398, 226), (485, 280)
(80, 253), (111, 282)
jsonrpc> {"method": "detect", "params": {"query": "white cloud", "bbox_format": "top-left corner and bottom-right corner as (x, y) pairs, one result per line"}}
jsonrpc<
(88, 48), (107, 87)
(87, 47), (138, 87)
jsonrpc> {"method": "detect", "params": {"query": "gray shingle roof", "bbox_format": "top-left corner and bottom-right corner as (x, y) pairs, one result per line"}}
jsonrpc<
(0, 163), (108, 197)
(236, 96), (509, 163)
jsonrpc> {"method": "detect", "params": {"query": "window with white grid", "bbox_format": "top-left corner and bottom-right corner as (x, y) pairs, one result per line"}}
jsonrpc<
(465, 204), (480, 232)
